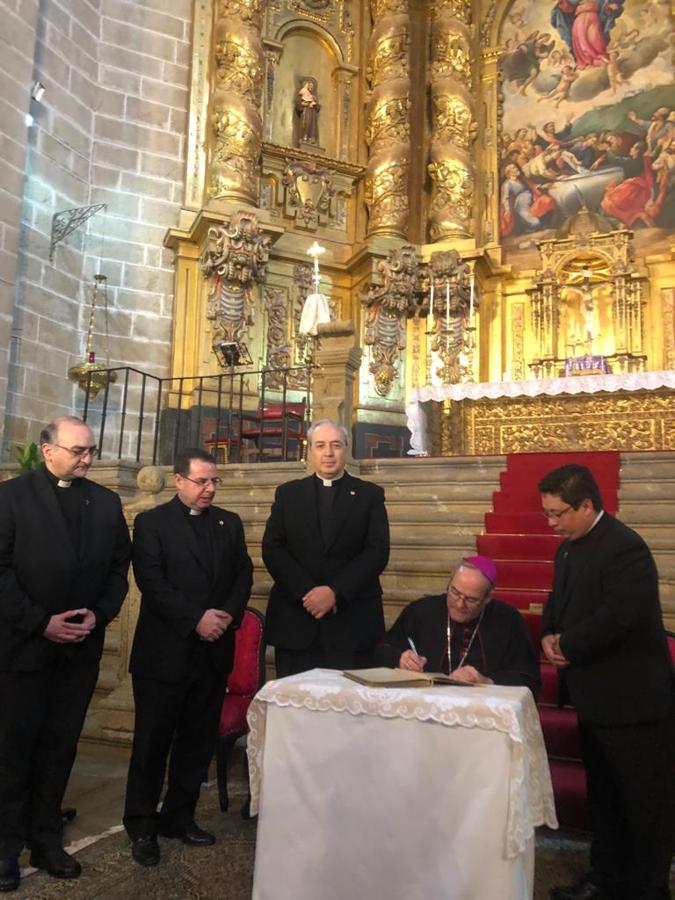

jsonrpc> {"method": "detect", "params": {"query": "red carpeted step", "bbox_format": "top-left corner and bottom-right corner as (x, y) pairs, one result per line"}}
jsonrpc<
(492, 490), (618, 515)
(505, 450), (620, 475)
(484, 512), (553, 534)
(539, 661), (559, 705)
(540, 706), (582, 759)
(549, 759), (589, 831)
(492, 588), (549, 609)
(519, 610), (543, 648)
(495, 560), (553, 589)
(478, 534), (561, 560)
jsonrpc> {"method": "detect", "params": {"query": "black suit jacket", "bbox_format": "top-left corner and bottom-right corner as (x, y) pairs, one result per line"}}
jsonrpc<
(129, 496), (253, 683)
(262, 472), (390, 652)
(542, 512), (672, 725)
(0, 466), (131, 672)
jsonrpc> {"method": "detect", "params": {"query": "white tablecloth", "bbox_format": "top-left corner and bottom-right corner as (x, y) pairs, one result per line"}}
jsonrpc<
(247, 669), (557, 900)
(406, 369), (675, 455)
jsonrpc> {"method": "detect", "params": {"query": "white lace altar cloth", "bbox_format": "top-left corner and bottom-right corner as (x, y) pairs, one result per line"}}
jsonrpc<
(406, 369), (675, 455)
(247, 668), (557, 861)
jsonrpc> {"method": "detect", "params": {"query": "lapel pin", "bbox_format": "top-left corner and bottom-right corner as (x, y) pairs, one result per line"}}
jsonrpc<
(350, 491), (356, 496)
(218, 520), (224, 525)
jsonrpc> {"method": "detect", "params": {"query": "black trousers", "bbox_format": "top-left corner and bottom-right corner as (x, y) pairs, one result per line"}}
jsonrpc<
(0, 656), (99, 857)
(275, 640), (373, 678)
(123, 656), (226, 840)
(579, 716), (675, 900)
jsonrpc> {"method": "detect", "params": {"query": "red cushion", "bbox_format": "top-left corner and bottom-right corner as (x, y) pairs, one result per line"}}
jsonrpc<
(219, 693), (254, 737)
(227, 611), (264, 695)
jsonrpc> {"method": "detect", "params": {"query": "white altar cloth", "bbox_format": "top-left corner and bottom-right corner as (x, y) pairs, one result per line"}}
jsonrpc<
(248, 668), (557, 900)
(406, 369), (675, 455)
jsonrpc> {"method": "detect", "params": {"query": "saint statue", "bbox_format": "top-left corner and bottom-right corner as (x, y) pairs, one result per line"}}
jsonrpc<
(295, 79), (320, 146)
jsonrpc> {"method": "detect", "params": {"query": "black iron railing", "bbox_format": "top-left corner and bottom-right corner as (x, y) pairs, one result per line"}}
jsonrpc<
(78, 365), (313, 465)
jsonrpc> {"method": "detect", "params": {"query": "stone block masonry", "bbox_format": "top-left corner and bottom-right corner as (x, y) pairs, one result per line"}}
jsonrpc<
(0, 0), (192, 458)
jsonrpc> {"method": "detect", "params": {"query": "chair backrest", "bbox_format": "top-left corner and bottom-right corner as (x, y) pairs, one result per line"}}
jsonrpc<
(258, 399), (306, 420)
(226, 607), (266, 697)
(665, 630), (675, 667)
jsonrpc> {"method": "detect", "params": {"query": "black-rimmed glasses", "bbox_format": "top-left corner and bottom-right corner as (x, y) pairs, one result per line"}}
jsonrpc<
(181, 476), (222, 488)
(52, 443), (97, 458)
(541, 505), (573, 520)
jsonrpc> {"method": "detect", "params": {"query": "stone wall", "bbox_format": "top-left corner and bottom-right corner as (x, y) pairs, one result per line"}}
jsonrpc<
(0, 0), (41, 451)
(0, 0), (192, 457)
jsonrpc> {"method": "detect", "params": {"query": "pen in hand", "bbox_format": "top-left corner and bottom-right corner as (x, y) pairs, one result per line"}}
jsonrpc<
(404, 637), (427, 672)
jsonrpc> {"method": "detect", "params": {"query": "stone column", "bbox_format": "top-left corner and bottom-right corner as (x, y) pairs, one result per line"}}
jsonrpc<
(364, 0), (411, 239)
(312, 320), (362, 463)
(207, 0), (264, 205)
(427, 0), (475, 241)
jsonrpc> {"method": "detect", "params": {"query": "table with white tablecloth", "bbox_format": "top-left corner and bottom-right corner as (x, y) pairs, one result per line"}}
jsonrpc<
(247, 669), (557, 900)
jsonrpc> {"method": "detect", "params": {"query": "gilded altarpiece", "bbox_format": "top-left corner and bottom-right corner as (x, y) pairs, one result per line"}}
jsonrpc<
(167, 0), (675, 453)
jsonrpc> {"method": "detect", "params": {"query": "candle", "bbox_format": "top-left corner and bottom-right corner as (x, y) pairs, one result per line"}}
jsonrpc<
(469, 273), (475, 319)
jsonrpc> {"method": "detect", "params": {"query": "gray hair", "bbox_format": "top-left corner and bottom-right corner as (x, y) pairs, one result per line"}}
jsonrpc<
(306, 419), (349, 447)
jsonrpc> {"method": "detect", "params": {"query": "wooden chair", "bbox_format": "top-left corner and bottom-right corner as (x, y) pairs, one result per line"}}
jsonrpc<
(203, 416), (242, 464)
(240, 400), (306, 462)
(216, 607), (266, 817)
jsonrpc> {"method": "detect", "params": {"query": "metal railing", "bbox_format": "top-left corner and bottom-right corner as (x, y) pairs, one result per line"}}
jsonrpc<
(78, 365), (313, 465)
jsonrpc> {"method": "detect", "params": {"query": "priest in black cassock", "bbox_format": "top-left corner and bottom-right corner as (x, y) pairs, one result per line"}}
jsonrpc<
(0, 416), (131, 893)
(540, 464), (674, 900)
(374, 555), (540, 695)
(262, 419), (390, 677)
(123, 448), (252, 867)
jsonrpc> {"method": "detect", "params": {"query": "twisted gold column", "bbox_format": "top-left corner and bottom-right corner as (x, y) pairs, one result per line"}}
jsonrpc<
(364, 0), (411, 239)
(427, 0), (475, 241)
(207, 0), (264, 204)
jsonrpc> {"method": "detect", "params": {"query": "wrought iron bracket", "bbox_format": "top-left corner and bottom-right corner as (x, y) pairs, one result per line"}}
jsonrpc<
(49, 203), (106, 262)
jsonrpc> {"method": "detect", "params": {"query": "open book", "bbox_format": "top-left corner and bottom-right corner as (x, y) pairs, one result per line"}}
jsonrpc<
(342, 667), (478, 688)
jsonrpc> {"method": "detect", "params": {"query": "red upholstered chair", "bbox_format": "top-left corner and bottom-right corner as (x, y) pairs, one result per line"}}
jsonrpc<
(241, 400), (306, 462)
(216, 607), (266, 817)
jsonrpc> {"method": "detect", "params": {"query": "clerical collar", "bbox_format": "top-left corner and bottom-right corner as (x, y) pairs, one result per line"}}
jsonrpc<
(574, 509), (605, 542)
(178, 499), (204, 517)
(315, 472), (345, 488)
(44, 467), (79, 489)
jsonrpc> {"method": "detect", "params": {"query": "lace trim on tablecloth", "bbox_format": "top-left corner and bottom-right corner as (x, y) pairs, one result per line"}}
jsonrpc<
(406, 369), (675, 454)
(246, 669), (558, 855)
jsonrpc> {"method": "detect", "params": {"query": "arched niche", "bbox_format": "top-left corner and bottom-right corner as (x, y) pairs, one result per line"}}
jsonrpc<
(271, 21), (342, 157)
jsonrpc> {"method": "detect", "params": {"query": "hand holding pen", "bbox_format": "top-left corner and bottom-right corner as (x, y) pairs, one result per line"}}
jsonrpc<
(399, 637), (427, 672)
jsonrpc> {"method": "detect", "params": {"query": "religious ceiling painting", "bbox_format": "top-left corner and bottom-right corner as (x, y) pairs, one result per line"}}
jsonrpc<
(498, 0), (675, 269)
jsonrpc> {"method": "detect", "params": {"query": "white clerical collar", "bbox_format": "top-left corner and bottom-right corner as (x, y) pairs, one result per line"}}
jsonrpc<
(588, 509), (604, 531)
(316, 471), (345, 487)
(57, 479), (72, 488)
(189, 509), (202, 516)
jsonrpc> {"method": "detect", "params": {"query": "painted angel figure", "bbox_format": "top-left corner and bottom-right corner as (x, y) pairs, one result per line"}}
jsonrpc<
(550, 0), (625, 70)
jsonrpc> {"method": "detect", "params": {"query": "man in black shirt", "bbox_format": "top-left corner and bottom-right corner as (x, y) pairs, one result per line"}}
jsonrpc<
(0, 416), (131, 892)
(375, 555), (540, 695)
(263, 419), (390, 677)
(540, 464), (674, 900)
(123, 448), (252, 867)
